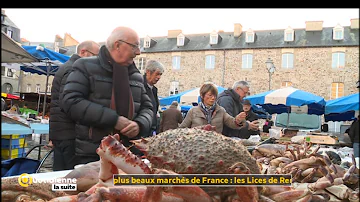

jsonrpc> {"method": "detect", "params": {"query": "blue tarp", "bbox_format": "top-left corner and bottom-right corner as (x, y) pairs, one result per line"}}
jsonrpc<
(324, 93), (359, 122)
(20, 46), (70, 76)
(159, 88), (195, 106)
(244, 87), (326, 115)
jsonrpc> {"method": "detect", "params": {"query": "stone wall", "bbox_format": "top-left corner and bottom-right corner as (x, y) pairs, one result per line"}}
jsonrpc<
(18, 46), (359, 101)
(143, 46), (359, 100)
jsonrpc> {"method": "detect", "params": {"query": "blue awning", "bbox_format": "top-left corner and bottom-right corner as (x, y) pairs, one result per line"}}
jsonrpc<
(324, 93), (359, 121)
(244, 87), (325, 115)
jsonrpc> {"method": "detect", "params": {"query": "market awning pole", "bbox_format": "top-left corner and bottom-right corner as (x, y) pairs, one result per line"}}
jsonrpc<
(42, 62), (50, 119)
(37, 93), (41, 113)
(286, 108), (290, 128)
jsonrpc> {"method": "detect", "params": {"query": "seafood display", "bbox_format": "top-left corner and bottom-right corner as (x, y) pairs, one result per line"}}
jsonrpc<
(1, 126), (359, 201)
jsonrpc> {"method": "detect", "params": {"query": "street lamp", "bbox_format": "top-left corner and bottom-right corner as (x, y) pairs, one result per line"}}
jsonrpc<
(265, 58), (276, 90)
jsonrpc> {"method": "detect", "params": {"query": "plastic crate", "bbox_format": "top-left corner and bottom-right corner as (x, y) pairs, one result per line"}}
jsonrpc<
(2, 134), (27, 139)
(1, 138), (28, 149)
(1, 148), (26, 159)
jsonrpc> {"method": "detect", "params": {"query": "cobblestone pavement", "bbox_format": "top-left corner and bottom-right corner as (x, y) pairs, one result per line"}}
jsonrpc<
(24, 134), (54, 173)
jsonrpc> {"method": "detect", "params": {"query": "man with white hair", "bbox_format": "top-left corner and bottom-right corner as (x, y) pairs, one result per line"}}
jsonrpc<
(143, 60), (164, 136)
(217, 80), (259, 139)
(61, 26), (153, 163)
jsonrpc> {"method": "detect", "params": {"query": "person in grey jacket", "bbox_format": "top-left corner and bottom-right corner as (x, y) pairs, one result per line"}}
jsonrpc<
(217, 81), (259, 139)
(50, 40), (100, 171)
(61, 26), (153, 163)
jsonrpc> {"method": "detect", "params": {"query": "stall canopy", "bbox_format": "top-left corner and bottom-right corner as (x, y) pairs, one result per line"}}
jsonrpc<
(2, 45), (70, 76)
(324, 92), (359, 122)
(1, 93), (20, 100)
(159, 85), (226, 106)
(19, 46), (70, 76)
(244, 87), (326, 115)
(2, 45), (70, 117)
(1, 31), (38, 63)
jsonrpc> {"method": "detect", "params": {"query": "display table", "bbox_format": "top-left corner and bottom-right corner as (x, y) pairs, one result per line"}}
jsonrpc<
(29, 123), (49, 160)
(30, 123), (49, 134)
(2, 123), (33, 135)
(1, 122), (49, 160)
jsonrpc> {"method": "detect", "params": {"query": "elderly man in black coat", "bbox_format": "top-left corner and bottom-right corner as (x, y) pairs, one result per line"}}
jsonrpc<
(61, 26), (153, 164)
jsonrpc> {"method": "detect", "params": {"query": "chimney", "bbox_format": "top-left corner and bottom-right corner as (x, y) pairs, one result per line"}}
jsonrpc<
(167, 30), (182, 38)
(63, 33), (79, 47)
(234, 23), (243, 37)
(350, 18), (359, 29)
(305, 21), (323, 31)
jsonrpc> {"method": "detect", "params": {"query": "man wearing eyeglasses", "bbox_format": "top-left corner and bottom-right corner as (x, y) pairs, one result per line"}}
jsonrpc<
(217, 80), (259, 139)
(61, 26), (153, 164)
(50, 40), (100, 171)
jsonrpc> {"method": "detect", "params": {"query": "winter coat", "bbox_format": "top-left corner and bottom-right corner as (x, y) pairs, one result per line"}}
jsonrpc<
(179, 104), (244, 134)
(217, 89), (251, 139)
(61, 45), (153, 157)
(159, 105), (183, 132)
(349, 119), (359, 144)
(143, 75), (159, 135)
(246, 110), (260, 136)
(49, 54), (81, 141)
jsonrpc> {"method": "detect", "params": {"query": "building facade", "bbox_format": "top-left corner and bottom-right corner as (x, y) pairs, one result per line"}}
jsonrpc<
(3, 9), (359, 103)
(1, 9), (21, 94)
(134, 20), (359, 102)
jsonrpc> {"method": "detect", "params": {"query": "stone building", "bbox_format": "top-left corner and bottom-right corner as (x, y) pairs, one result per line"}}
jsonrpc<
(5, 13), (359, 102)
(135, 20), (359, 101)
(1, 9), (21, 94)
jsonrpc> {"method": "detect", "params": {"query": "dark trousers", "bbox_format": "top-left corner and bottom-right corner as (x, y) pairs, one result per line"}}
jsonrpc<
(52, 140), (77, 171)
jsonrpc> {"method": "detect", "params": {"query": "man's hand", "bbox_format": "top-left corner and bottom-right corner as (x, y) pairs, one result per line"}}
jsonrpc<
(115, 116), (131, 131)
(120, 121), (140, 138)
(248, 120), (259, 131)
(235, 112), (247, 124)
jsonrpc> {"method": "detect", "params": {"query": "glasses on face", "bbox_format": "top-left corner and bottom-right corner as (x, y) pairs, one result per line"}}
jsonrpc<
(205, 93), (216, 98)
(117, 39), (141, 51)
(239, 88), (250, 96)
(85, 50), (97, 56)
